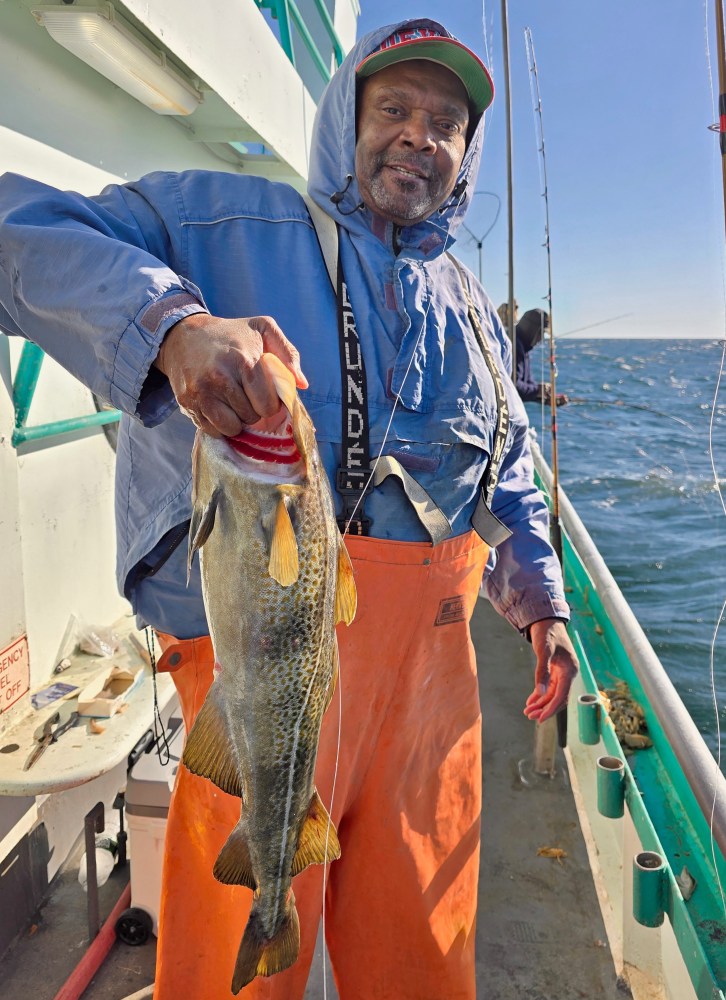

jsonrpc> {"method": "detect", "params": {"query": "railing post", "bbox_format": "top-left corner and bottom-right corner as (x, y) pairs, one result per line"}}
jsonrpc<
(12, 341), (44, 428)
(533, 717), (557, 776)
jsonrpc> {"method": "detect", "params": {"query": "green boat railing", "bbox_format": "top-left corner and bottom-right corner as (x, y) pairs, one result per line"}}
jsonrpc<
(10, 340), (121, 450)
(533, 439), (726, 999)
(256, 0), (344, 82)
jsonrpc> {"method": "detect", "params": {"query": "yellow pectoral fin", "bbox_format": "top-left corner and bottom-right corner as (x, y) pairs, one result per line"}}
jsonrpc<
(187, 486), (220, 583)
(335, 540), (357, 625)
(290, 790), (341, 877)
(269, 497), (299, 586)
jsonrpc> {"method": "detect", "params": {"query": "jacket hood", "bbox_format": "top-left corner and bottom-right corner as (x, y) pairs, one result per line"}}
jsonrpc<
(516, 308), (549, 351)
(307, 18), (487, 253)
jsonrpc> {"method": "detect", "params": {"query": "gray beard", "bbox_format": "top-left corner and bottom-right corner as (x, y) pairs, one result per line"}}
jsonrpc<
(367, 169), (440, 224)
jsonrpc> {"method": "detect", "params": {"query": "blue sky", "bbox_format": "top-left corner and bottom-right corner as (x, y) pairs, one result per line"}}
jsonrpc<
(357, 1), (724, 338)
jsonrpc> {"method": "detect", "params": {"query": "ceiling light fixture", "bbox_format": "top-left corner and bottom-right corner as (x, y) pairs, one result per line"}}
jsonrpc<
(32, 3), (202, 116)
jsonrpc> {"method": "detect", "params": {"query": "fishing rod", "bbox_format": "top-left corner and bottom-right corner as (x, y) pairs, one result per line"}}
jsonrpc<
(525, 29), (561, 563)
(714, 0), (726, 237)
(500, 0), (516, 377)
(708, 0), (726, 919)
(524, 27), (569, 759)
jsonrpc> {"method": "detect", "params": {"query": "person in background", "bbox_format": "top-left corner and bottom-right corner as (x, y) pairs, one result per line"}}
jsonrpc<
(497, 299), (518, 332)
(514, 307), (569, 406)
(0, 18), (578, 1000)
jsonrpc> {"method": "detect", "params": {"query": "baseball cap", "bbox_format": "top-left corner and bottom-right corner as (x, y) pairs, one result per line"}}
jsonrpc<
(356, 26), (494, 115)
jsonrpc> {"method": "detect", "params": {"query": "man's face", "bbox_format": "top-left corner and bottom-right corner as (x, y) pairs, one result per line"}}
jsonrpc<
(355, 60), (470, 227)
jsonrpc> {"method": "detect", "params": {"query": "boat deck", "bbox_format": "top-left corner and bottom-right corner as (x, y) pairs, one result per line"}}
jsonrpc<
(0, 599), (625, 1000)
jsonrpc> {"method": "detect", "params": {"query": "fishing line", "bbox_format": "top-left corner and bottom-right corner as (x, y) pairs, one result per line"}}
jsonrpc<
(566, 397), (693, 428)
(320, 188), (468, 997)
(322, 13), (497, 984)
(524, 28), (562, 556)
(144, 627), (170, 766)
(340, 189), (469, 536)
(707, 339), (726, 918)
(558, 313), (634, 338)
(320, 643), (342, 1000)
(704, 0), (726, 921)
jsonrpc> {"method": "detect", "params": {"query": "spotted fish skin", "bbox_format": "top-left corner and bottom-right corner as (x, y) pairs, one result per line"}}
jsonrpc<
(182, 355), (356, 993)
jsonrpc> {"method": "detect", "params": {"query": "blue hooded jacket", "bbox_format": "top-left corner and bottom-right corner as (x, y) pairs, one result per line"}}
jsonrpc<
(0, 19), (569, 638)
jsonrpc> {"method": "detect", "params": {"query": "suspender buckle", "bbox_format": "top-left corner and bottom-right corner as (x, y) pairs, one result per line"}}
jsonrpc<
(335, 467), (372, 535)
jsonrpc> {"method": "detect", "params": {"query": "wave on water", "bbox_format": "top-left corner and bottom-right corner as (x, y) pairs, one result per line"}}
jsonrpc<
(530, 338), (726, 756)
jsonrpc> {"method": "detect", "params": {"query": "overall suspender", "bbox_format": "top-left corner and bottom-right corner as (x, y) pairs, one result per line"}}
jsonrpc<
(448, 254), (513, 548)
(304, 197), (512, 548)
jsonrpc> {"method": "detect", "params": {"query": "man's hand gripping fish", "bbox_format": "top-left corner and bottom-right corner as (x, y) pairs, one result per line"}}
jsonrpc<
(182, 354), (357, 993)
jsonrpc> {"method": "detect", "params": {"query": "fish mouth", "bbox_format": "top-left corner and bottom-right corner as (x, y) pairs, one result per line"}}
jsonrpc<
(225, 411), (305, 480)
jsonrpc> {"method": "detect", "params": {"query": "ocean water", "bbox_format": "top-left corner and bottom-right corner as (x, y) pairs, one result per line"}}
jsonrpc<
(529, 338), (726, 757)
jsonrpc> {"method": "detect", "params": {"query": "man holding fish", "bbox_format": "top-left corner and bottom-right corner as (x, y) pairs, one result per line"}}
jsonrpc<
(0, 17), (578, 1000)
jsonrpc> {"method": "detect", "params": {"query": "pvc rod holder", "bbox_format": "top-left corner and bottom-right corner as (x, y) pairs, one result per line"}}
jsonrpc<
(578, 693), (601, 745)
(633, 851), (667, 927)
(597, 755), (625, 818)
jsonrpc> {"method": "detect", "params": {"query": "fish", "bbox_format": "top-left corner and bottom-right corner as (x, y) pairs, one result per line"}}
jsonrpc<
(181, 353), (357, 993)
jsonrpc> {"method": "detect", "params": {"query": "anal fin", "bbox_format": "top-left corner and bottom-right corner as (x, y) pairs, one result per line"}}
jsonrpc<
(214, 823), (256, 889)
(232, 895), (300, 993)
(290, 789), (341, 877)
(182, 685), (243, 798)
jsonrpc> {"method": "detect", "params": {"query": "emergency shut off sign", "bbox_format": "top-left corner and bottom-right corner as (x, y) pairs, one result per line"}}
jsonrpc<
(0, 635), (30, 710)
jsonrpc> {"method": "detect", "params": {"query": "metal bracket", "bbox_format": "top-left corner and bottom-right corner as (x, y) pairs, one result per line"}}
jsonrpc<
(10, 341), (121, 451)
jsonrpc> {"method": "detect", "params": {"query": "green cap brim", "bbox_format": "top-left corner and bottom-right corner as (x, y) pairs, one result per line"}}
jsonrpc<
(357, 37), (494, 116)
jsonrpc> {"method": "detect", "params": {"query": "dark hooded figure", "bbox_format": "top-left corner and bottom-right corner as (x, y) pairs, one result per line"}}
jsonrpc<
(515, 308), (569, 405)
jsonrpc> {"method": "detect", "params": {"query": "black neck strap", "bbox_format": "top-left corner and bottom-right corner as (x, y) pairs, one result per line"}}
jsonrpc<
(335, 257), (372, 535)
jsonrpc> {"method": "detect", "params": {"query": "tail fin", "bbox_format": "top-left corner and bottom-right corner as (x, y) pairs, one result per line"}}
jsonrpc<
(231, 895), (300, 993)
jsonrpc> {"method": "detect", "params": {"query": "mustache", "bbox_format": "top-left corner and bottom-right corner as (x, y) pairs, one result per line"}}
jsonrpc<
(374, 154), (433, 180)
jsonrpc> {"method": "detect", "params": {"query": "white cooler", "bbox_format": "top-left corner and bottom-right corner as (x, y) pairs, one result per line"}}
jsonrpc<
(125, 715), (184, 933)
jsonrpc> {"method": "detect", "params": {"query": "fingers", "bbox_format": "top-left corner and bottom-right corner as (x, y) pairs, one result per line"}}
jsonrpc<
(524, 619), (579, 723)
(180, 400), (240, 439)
(524, 670), (570, 722)
(158, 314), (307, 435)
(252, 316), (309, 390)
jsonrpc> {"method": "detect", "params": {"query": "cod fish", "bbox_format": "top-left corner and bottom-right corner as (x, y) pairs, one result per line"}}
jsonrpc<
(182, 354), (357, 993)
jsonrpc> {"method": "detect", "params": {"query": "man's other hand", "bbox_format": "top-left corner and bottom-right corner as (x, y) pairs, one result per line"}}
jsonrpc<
(523, 619), (579, 723)
(155, 314), (308, 437)
(541, 385), (570, 407)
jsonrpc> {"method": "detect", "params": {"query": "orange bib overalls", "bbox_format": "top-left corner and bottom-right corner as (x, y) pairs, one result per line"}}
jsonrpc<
(154, 530), (489, 1000)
